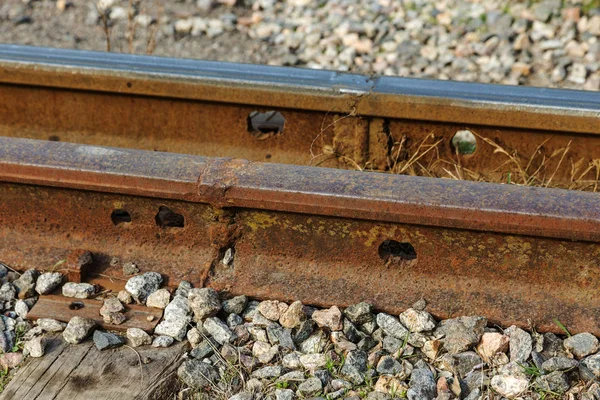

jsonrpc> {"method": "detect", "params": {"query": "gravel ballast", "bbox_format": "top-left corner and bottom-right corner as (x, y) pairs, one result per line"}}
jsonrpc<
(1, 265), (600, 398)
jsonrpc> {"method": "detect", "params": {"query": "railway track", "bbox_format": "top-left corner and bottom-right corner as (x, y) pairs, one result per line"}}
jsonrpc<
(1, 44), (600, 338)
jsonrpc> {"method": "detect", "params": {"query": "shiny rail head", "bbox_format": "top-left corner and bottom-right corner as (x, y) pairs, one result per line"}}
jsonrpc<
(0, 137), (599, 242)
(0, 44), (598, 133)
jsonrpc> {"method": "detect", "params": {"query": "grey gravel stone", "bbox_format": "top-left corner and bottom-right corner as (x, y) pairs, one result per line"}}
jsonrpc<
(542, 332), (567, 358)
(376, 313), (409, 340)
(294, 319), (315, 344)
(178, 358), (220, 389)
(13, 269), (39, 299)
(63, 316), (95, 344)
(342, 319), (363, 343)
(298, 377), (322, 395)
(376, 355), (403, 375)
(266, 323), (284, 345)
(279, 328), (295, 350)
(93, 330), (125, 350)
(164, 295), (192, 321)
(190, 339), (217, 359)
(542, 356), (579, 372)
(407, 366), (436, 400)
(222, 295), (248, 315)
(228, 392), (252, 400)
(227, 313), (243, 329)
(506, 325), (533, 364)
(300, 353), (327, 371)
(152, 335), (174, 347)
(299, 330), (327, 354)
(275, 389), (294, 400)
(174, 281), (192, 298)
(62, 282), (95, 299)
(535, 370), (570, 394)
(241, 300), (260, 321)
(344, 302), (373, 325)
(453, 351), (483, 378)
(582, 353), (600, 377)
(125, 272), (162, 304)
(435, 316), (487, 354)
(251, 365), (283, 379)
(0, 283), (16, 302)
(341, 350), (367, 384)
(204, 316), (233, 344)
(382, 335), (403, 355)
(188, 288), (221, 321)
(564, 332), (599, 359)
(282, 352), (301, 369)
(35, 272), (63, 295)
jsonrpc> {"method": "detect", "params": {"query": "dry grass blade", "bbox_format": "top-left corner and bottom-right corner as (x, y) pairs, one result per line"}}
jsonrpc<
(98, 6), (112, 52)
(544, 141), (572, 188)
(127, 0), (137, 54)
(146, 1), (163, 55)
(123, 345), (144, 385)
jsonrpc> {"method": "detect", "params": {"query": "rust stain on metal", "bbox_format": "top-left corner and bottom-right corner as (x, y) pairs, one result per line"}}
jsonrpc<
(27, 295), (162, 333)
(1, 138), (600, 335)
(209, 209), (600, 335)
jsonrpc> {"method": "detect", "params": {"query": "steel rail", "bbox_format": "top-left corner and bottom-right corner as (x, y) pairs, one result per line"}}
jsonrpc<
(1, 137), (599, 334)
(1, 45), (599, 186)
(0, 44), (598, 132)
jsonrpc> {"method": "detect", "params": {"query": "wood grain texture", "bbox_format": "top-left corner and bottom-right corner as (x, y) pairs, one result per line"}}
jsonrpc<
(0, 335), (188, 400)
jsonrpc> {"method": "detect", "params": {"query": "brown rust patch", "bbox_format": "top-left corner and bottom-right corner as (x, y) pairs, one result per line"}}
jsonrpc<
(209, 209), (600, 335)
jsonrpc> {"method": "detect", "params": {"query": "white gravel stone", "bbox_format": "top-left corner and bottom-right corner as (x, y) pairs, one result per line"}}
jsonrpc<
(399, 308), (437, 332)
(187, 327), (202, 347)
(37, 318), (66, 332)
(24, 336), (46, 358)
(35, 272), (63, 295)
(127, 328), (152, 347)
(14, 300), (28, 319)
(146, 288), (171, 309)
(279, 353), (299, 370)
(152, 335), (174, 348)
(203, 317), (233, 344)
(154, 318), (189, 341)
(300, 353), (327, 371)
(491, 373), (529, 399)
(62, 282), (95, 299)
(125, 272), (162, 304)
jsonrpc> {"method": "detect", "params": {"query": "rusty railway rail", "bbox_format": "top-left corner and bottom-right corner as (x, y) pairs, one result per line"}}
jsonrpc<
(0, 45), (599, 335)
(1, 44), (600, 184)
